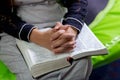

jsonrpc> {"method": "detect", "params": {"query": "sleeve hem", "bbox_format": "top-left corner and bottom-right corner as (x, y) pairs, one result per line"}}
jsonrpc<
(18, 23), (27, 40)
(64, 17), (84, 26)
(63, 17), (84, 30)
(19, 24), (35, 41)
(27, 26), (37, 42)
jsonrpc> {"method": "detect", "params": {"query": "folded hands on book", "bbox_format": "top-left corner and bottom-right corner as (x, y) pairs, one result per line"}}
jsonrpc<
(32, 22), (78, 54)
(16, 23), (108, 77)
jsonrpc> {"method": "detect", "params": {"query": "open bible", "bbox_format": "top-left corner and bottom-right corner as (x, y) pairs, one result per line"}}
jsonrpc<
(16, 23), (108, 78)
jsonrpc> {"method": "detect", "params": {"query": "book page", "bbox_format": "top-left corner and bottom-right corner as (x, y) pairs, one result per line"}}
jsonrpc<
(70, 24), (108, 59)
(28, 42), (69, 64)
(16, 39), (69, 65)
(78, 24), (105, 49)
(16, 39), (70, 77)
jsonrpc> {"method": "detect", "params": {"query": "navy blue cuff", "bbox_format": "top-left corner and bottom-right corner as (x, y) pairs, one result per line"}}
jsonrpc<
(19, 24), (35, 41)
(63, 17), (83, 30)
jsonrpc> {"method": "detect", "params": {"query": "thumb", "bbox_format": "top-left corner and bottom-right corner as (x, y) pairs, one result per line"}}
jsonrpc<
(53, 22), (63, 31)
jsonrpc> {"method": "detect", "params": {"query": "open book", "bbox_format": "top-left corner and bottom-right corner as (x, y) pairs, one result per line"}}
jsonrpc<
(16, 23), (108, 78)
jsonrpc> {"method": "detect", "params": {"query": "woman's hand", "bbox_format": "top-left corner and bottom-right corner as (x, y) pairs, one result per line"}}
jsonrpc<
(29, 22), (78, 54)
(29, 27), (69, 53)
(51, 22), (78, 54)
(29, 28), (54, 51)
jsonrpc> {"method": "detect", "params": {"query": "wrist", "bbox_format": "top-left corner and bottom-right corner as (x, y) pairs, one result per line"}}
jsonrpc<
(29, 28), (43, 44)
(67, 25), (78, 37)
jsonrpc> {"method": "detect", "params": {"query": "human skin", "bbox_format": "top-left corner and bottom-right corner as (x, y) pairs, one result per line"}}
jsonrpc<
(51, 22), (78, 53)
(30, 22), (78, 54)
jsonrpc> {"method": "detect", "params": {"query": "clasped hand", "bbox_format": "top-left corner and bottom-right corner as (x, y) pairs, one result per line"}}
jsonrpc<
(51, 22), (78, 54)
(31, 22), (78, 54)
